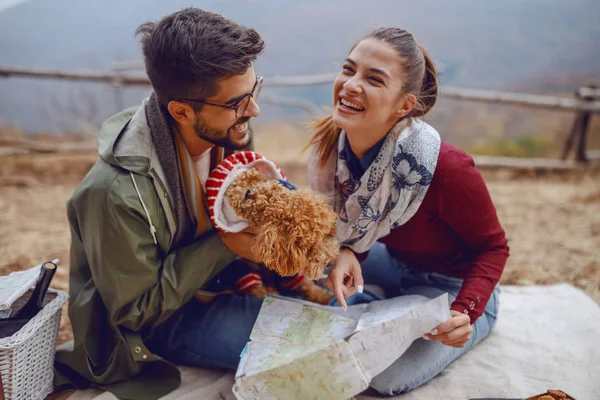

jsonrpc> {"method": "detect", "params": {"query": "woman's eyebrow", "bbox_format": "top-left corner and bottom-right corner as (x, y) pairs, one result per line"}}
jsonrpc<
(367, 68), (390, 80)
(345, 58), (390, 80)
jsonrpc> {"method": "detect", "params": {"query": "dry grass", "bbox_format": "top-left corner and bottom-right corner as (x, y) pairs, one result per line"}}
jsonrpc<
(1, 128), (599, 348)
(489, 177), (600, 301)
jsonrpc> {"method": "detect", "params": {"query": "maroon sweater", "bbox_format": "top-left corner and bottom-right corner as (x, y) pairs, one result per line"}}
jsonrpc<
(359, 142), (509, 324)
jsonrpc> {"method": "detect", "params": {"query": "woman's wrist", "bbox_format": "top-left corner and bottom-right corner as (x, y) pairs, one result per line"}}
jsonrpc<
(339, 245), (369, 263)
(339, 247), (354, 255)
(337, 247), (358, 263)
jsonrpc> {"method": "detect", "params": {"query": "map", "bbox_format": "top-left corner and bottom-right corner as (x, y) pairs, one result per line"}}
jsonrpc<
(233, 293), (450, 400)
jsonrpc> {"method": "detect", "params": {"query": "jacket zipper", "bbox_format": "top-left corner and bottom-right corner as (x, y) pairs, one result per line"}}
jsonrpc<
(149, 170), (177, 249)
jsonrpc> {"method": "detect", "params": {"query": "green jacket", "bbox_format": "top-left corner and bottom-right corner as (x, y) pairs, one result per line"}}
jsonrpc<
(54, 102), (238, 399)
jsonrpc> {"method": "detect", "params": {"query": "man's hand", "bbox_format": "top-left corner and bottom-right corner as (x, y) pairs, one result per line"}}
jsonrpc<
(326, 248), (364, 311)
(425, 310), (472, 348)
(218, 230), (260, 263)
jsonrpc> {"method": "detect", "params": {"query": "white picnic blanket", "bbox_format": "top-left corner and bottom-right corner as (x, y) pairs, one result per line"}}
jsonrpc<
(66, 284), (600, 400)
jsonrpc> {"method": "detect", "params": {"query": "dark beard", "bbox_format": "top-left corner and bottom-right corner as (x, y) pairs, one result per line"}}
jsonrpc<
(194, 116), (251, 150)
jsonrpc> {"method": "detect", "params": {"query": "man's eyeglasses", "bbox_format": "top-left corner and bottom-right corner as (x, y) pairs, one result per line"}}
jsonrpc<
(180, 76), (263, 119)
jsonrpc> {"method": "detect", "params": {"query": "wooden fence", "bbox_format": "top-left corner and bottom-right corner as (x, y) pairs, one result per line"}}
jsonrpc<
(1, 65), (599, 166)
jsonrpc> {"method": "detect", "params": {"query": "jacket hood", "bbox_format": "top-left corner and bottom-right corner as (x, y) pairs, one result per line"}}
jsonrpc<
(98, 98), (158, 176)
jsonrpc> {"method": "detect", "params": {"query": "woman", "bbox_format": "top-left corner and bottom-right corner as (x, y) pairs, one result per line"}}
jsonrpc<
(308, 28), (509, 395)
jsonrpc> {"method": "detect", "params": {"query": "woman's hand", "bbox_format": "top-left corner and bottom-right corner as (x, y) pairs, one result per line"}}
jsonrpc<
(326, 248), (365, 311)
(425, 310), (473, 348)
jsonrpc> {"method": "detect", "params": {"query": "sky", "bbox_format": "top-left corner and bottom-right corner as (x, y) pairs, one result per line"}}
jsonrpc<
(0, 0), (27, 12)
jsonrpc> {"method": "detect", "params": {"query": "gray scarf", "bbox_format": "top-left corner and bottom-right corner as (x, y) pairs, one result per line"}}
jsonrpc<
(145, 93), (194, 247)
(309, 118), (441, 253)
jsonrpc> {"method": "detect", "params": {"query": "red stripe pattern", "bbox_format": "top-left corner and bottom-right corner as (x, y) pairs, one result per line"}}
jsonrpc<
(234, 272), (263, 293)
(206, 151), (285, 232)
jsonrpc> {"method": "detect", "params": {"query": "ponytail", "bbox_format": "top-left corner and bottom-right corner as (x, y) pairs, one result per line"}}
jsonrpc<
(410, 45), (438, 118)
(307, 115), (341, 168)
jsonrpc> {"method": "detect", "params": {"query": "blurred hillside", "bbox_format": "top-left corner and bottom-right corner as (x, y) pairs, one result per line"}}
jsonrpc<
(0, 0), (599, 135)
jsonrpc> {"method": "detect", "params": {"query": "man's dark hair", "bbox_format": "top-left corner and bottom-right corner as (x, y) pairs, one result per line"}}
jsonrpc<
(136, 8), (265, 105)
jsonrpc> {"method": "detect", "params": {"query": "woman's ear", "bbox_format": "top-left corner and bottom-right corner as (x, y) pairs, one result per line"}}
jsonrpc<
(167, 100), (196, 126)
(395, 93), (417, 119)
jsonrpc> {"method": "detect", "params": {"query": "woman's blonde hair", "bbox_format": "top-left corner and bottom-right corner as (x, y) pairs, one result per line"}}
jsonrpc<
(308, 27), (439, 167)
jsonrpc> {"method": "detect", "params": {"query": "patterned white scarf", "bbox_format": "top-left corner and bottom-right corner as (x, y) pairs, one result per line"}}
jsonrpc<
(309, 118), (441, 253)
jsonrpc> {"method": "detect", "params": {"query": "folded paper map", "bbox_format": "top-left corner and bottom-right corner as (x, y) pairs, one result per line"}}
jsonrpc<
(233, 293), (451, 400)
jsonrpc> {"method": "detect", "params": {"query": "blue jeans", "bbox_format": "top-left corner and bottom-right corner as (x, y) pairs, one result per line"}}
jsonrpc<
(343, 242), (500, 396)
(146, 293), (263, 370)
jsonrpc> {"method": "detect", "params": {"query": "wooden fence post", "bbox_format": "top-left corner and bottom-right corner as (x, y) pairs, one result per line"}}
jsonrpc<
(563, 84), (599, 162)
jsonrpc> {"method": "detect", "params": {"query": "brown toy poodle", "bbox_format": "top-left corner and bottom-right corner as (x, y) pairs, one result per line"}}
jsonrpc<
(202, 151), (339, 305)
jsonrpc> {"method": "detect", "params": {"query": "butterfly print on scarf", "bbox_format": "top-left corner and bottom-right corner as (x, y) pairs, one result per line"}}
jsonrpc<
(351, 196), (382, 235)
(391, 145), (433, 192)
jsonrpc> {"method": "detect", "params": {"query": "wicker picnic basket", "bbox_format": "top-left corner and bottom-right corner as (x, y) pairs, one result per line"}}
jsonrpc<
(0, 288), (68, 400)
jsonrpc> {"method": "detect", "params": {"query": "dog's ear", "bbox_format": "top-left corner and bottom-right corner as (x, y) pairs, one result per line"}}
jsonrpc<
(304, 237), (340, 279)
(302, 198), (340, 278)
(282, 216), (335, 279)
(318, 199), (339, 238)
(255, 221), (302, 277)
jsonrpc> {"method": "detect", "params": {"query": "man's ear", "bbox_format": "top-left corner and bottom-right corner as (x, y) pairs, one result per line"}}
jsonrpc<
(167, 100), (196, 126)
(394, 93), (417, 119)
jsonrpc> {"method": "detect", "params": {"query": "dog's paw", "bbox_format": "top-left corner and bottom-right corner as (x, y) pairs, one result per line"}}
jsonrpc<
(247, 285), (270, 299)
(265, 285), (280, 296)
(295, 280), (333, 305)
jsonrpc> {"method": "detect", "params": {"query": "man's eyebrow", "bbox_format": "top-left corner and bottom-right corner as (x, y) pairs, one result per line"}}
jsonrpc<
(224, 74), (258, 105)
(224, 93), (247, 106)
(345, 58), (390, 80)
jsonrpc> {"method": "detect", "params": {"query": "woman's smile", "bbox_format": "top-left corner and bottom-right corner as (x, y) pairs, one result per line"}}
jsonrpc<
(337, 95), (366, 114)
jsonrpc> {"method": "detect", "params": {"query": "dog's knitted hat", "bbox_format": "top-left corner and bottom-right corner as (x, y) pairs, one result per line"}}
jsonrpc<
(206, 151), (286, 233)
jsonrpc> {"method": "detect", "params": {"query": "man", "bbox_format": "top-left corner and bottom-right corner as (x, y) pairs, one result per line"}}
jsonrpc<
(55, 8), (266, 400)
